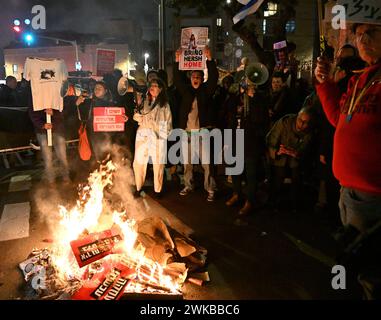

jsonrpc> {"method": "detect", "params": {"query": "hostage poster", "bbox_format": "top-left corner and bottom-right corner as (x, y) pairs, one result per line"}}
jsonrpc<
(179, 27), (209, 71)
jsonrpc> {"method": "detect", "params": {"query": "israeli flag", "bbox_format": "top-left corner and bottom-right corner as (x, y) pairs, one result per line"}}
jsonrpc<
(233, 0), (265, 24)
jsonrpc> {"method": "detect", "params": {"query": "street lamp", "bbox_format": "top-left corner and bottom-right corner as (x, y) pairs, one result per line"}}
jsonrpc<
(38, 36), (81, 71)
(144, 53), (150, 75)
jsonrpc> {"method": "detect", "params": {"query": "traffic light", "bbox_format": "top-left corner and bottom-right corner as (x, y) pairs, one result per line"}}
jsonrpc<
(24, 33), (34, 46)
(12, 21), (23, 42)
(12, 18), (35, 46)
(13, 26), (21, 33)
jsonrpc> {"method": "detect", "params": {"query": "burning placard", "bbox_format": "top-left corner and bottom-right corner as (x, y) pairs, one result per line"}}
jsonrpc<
(72, 260), (135, 300)
(179, 27), (208, 71)
(93, 107), (128, 132)
(70, 229), (124, 268)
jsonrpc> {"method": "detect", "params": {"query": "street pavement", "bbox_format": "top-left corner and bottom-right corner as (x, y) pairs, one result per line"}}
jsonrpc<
(0, 153), (363, 300)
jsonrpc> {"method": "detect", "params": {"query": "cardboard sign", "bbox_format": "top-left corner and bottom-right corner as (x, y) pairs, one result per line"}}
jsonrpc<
(70, 229), (124, 268)
(338, 0), (381, 25)
(96, 49), (116, 77)
(93, 107), (128, 132)
(179, 27), (208, 71)
(72, 260), (135, 300)
(180, 49), (207, 71)
(273, 40), (289, 68)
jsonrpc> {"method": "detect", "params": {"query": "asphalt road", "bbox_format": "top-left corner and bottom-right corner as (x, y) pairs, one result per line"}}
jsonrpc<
(0, 152), (363, 300)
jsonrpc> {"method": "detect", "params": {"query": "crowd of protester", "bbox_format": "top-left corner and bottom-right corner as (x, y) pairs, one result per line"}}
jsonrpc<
(1, 21), (381, 298)
(0, 41), (365, 216)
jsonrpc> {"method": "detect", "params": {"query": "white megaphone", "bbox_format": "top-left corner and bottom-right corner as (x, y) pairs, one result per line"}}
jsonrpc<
(117, 76), (130, 96)
(245, 63), (269, 86)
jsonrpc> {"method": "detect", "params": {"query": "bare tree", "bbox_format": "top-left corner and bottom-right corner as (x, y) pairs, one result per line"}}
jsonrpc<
(166, 0), (298, 66)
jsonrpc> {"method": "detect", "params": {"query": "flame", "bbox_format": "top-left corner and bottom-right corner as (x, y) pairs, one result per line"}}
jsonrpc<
(49, 160), (183, 296)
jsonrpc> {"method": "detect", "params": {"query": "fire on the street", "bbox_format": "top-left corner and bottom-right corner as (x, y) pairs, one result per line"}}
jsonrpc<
(19, 161), (205, 300)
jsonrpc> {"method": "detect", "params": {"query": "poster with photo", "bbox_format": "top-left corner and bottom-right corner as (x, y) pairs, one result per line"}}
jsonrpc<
(179, 27), (209, 71)
(273, 40), (289, 69)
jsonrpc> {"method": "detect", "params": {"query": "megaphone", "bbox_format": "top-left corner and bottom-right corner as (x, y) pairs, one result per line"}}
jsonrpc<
(245, 63), (269, 86)
(117, 76), (129, 96)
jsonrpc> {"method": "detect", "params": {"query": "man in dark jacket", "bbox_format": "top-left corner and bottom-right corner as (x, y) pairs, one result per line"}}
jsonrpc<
(29, 106), (70, 185)
(174, 46), (218, 201)
(0, 76), (18, 106)
(226, 83), (269, 215)
(268, 72), (294, 124)
(266, 107), (314, 210)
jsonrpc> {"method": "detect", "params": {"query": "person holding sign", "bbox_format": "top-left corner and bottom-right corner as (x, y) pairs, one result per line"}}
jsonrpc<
(133, 78), (172, 197)
(174, 46), (218, 202)
(25, 57), (70, 185)
(315, 18), (381, 298)
(76, 81), (118, 162)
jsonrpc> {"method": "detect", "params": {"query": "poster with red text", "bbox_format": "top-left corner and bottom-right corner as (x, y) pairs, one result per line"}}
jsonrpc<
(179, 27), (208, 71)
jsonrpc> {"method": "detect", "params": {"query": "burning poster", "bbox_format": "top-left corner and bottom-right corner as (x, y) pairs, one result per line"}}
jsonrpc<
(72, 260), (135, 300)
(93, 107), (128, 132)
(179, 27), (209, 71)
(70, 228), (124, 268)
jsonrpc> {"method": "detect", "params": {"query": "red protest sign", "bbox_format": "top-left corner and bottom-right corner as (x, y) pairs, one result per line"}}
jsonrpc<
(72, 260), (135, 300)
(96, 49), (116, 77)
(93, 107), (128, 132)
(70, 229), (124, 268)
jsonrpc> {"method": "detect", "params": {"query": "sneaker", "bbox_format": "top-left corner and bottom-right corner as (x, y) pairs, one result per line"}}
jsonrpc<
(179, 187), (192, 196)
(133, 190), (142, 198)
(226, 193), (239, 206)
(207, 192), (215, 202)
(153, 191), (162, 199)
(238, 200), (252, 216)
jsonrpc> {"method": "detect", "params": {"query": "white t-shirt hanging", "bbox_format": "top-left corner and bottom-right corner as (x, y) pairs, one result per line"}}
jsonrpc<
(24, 57), (68, 111)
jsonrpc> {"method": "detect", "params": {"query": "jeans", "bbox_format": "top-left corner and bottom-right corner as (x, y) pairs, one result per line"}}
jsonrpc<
(339, 187), (381, 233)
(36, 132), (69, 183)
(183, 135), (216, 193)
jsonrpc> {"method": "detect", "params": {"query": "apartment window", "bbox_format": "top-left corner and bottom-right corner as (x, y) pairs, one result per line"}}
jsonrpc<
(12, 64), (18, 75)
(286, 20), (296, 33)
(216, 18), (222, 27)
(264, 2), (278, 17)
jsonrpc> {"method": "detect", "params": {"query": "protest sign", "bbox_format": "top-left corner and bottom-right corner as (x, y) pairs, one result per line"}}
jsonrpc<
(179, 27), (208, 71)
(93, 107), (128, 132)
(273, 40), (289, 68)
(70, 228), (124, 268)
(96, 49), (116, 77)
(338, 0), (381, 25)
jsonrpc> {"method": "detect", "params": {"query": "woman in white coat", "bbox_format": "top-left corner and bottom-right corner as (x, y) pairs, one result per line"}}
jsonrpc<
(133, 78), (172, 196)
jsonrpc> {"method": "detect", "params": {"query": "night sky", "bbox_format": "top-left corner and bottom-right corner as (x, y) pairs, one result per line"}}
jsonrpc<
(0, 0), (158, 77)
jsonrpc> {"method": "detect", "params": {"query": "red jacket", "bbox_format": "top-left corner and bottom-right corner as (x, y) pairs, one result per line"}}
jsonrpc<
(316, 62), (381, 195)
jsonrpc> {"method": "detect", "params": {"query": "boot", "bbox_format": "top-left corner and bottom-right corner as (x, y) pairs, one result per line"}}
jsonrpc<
(226, 193), (239, 206)
(239, 200), (252, 216)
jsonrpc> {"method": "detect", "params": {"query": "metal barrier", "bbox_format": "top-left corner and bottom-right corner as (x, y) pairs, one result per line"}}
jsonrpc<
(0, 139), (79, 169)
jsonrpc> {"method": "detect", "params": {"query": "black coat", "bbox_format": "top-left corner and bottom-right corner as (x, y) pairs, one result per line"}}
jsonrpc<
(173, 60), (218, 129)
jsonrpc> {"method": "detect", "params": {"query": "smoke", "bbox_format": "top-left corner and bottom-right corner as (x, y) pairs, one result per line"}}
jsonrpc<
(30, 141), (151, 240)
(31, 181), (71, 235)
(108, 143), (149, 222)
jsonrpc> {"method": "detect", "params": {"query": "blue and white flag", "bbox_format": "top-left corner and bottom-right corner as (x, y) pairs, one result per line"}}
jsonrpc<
(233, 0), (265, 24)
